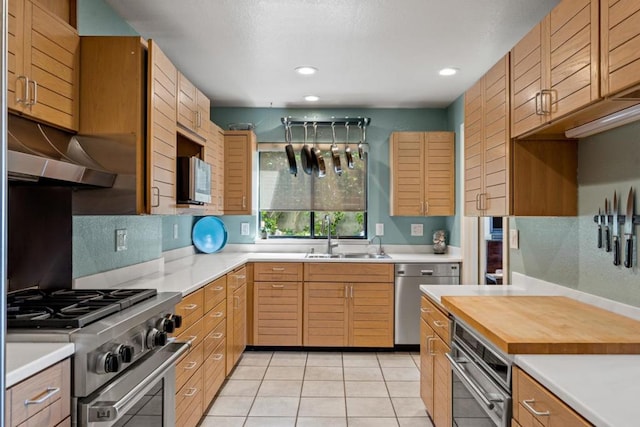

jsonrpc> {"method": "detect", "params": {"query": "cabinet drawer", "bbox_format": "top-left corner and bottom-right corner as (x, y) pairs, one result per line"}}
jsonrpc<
(513, 367), (591, 427)
(204, 299), (226, 334)
(421, 296), (450, 344)
(227, 266), (247, 292)
(204, 276), (227, 312)
(177, 316), (205, 350)
(175, 289), (204, 331)
(203, 339), (226, 408)
(304, 262), (393, 282)
(254, 262), (303, 282)
(176, 366), (203, 427)
(175, 342), (204, 392)
(203, 319), (226, 359)
(10, 359), (70, 426)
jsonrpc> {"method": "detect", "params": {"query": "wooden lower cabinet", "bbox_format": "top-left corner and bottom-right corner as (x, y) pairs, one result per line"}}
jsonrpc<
(303, 263), (394, 348)
(203, 339), (226, 406)
(513, 367), (591, 427)
(254, 281), (303, 345)
(175, 365), (204, 427)
(420, 310), (452, 426)
(5, 358), (70, 427)
(226, 265), (247, 374)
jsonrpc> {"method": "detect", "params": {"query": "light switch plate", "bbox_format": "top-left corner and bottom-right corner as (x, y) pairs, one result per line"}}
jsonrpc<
(510, 229), (519, 249)
(411, 224), (424, 236)
(116, 229), (127, 251)
(375, 223), (384, 236)
(241, 222), (250, 236)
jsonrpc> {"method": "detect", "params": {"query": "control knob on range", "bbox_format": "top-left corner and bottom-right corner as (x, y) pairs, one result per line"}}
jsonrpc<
(96, 352), (121, 374)
(157, 317), (176, 334)
(113, 344), (135, 363)
(166, 314), (183, 329)
(146, 328), (168, 349)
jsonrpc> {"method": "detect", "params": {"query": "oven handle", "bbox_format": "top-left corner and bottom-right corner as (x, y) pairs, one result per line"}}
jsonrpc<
(445, 352), (495, 410)
(86, 342), (189, 422)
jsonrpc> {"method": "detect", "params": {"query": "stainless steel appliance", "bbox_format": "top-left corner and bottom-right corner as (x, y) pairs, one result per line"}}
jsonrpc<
(447, 318), (513, 427)
(394, 263), (460, 345)
(177, 156), (212, 204)
(6, 288), (189, 426)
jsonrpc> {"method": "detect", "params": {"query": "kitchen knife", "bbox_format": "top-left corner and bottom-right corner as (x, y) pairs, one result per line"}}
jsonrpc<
(604, 198), (611, 252)
(613, 191), (620, 266)
(624, 187), (635, 268)
(597, 208), (603, 249)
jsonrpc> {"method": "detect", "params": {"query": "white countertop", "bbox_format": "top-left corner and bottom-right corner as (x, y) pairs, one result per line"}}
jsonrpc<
(515, 354), (640, 427)
(6, 343), (75, 388)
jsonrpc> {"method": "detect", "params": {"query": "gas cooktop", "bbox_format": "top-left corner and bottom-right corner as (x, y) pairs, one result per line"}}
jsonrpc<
(7, 288), (158, 329)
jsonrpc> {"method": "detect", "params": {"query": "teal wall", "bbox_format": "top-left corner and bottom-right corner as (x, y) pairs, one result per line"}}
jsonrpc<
(445, 95), (464, 247)
(510, 120), (640, 306)
(77, 0), (138, 35)
(212, 107), (454, 244)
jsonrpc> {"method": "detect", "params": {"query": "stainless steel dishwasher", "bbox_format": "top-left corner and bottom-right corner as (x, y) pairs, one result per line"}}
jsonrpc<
(394, 263), (460, 345)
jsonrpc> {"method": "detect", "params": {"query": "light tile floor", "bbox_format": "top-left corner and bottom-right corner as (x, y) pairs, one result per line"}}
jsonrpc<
(200, 351), (434, 427)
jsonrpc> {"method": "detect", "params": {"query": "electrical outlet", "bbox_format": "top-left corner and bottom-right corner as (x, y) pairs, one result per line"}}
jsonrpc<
(510, 229), (519, 249)
(173, 224), (179, 240)
(116, 229), (127, 251)
(375, 223), (384, 236)
(241, 222), (250, 236)
(411, 223), (424, 236)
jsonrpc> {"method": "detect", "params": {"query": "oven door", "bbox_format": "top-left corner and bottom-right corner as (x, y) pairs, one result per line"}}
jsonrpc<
(446, 342), (511, 427)
(77, 342), (189, 427)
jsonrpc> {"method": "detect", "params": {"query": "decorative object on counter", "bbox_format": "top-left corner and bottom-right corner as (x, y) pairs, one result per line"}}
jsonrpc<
(613, 191), (621, 266)
(625, 187), (635, 268)
(433, 229), (447, 254)
(192, 216), (228, 253)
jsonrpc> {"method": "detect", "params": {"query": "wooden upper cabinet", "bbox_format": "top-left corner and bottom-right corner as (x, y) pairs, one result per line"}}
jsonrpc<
(177, 72), (210, 142)
(205, 121), (225, 215)
(147, 39), (178, 215)
(465, 54), (511, 217)
(224, 130), (256, 215)
(601, 0), (640, 97)
(8, 0), (79, 131)
(390, 131), (455, 216)
(511, 0), (599, 138)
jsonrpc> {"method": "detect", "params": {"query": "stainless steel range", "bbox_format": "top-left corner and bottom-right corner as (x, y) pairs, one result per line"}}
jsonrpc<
(6, 288), (190, 426)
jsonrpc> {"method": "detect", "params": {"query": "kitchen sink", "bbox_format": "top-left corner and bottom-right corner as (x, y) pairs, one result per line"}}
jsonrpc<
(305, 253), (391, 259)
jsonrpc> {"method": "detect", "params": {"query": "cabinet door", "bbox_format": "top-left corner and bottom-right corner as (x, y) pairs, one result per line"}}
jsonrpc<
(177, 72), (197, 133)
(602, 0), (640, 96)
(420, 319), (435, 418)
(349, 282), (393, 348)
(548, 0), (599, 120)
(433, 336), (452, 427)
(482, 55), (510, 216)
(196, 89), (210, 137)
(511, 21), (546, 138)
(390, 132), (425, 216)
(224, 131), (255, 215)
(254, 282), (302, 346)
(464, 79), (484, 217)
(304, 282), (349, 347)
(233, 284), (247, 364)
(424, 132), (455, 216)
(8, 0), (25, 114)
(204, 122), (219, 215)
(147, 39), (178, 214)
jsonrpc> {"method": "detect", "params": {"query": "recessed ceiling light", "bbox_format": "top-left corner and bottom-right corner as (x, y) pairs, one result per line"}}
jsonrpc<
(304, 95), (319, 102)
(295, 66), (318, 75)
(439, 67), (458, 76)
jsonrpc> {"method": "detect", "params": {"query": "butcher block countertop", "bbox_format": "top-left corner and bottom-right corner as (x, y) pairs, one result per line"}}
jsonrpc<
(441, 295), (640, 354)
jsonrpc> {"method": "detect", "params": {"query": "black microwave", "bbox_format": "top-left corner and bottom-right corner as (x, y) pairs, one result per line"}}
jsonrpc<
(177, 156), (212, 204)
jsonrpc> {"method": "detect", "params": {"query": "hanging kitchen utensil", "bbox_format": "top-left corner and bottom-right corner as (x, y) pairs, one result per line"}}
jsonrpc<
(358, 123), (365, 160)
(331, 123), (342, 176)
(284, 125), (297, 176)
(624, 187), (635, 268)
(344, 123), (354, 169)
(300, 122), (313, 175)
(312, 122), (326, 178)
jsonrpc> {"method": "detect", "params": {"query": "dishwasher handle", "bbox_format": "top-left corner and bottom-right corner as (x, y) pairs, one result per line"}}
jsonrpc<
(420, 270), (434, 276)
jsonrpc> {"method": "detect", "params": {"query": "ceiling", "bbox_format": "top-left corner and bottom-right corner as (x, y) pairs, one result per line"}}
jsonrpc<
(105, 0), (560, 109)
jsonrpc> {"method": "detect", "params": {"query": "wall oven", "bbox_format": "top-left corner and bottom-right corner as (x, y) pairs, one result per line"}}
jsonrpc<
(446, 319), (513, 427)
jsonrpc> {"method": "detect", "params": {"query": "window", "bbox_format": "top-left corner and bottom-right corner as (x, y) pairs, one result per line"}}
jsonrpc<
(259, 148), (367, 238)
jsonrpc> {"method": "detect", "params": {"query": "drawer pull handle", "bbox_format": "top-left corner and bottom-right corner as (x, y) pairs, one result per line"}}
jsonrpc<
(420, 270), (434, 275)
(212, 332), (224, 339)
(184, 361), (197, 370)
(211, 312), (224, 318)
(271, 267), (285, 271)
(420, 307), (432, 313)
(213, 286), (224, 291)
(433, 320), (447, 328)
(522, 399), (550, 416)
(271, 284), (285, 288)
(24, 387), (60, 406)
(212, 354), (223, 361)
(183, 304), (198, 310)
(183, 387), (198, 397)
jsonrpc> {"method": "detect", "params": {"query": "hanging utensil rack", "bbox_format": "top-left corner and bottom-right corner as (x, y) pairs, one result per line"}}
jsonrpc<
(281, 117), (371, 128)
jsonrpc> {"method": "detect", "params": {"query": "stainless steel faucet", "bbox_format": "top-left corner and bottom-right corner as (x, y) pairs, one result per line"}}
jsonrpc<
(370, 235), (384, 256)
(324, 214), (339, 255)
